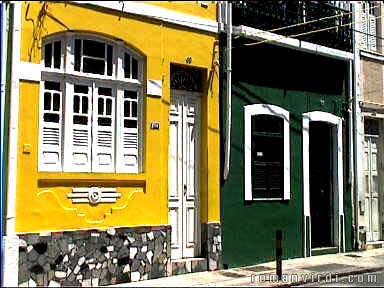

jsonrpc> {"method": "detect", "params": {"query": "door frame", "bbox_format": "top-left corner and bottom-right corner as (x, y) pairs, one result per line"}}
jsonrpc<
(168, 89), (202, 259)
(302, 111), (344, 256)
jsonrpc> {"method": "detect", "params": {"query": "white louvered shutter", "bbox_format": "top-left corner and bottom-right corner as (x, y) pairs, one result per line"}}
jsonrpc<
(92, 84), (115, 172)
(64, 83), (92, 172)
(116, 89), (139, 173)
(360, 5), (368, 50)
(39, 81), (63, 171)
(368, 14), (377, 51)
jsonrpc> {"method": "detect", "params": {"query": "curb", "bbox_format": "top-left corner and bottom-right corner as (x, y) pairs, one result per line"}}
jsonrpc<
(272, 267), (384, 287)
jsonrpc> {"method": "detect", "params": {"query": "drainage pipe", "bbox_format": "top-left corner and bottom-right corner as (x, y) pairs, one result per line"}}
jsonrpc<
(0, 3), (6, 286)
(351, 2), (361, 250)
(223, 1), (232, 180)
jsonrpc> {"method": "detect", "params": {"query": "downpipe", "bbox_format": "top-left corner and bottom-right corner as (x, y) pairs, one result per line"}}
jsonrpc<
(223, 1), (232, 180)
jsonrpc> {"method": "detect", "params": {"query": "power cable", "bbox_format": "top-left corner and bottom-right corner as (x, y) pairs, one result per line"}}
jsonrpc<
(237, 2), (381, 35)
(242, 13), (384, 47)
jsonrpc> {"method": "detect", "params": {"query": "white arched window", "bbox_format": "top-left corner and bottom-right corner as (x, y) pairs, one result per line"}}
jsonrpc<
(38, 33), (143, 173)
(244, 104), (290, 201)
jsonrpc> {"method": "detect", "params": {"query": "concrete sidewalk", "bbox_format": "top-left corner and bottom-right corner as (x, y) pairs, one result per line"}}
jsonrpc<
(110, 248), (384, 287)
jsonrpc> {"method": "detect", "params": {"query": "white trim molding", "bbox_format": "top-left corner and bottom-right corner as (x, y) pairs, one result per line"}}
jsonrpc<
(302, 111), (344, 255)
(71, 1), (219, 33)
(244, 104), (290, 201)
(232, 25), (354, 61)
(19, 61), (40, 82)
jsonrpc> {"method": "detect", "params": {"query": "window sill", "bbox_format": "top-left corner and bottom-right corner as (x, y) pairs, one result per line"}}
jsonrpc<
(38, 172), (146, 186)
(250, 198), (288, 201)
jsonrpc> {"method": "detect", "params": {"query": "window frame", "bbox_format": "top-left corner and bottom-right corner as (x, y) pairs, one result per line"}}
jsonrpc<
(244, 104), (290, 201)
(39, 32), (144, 173)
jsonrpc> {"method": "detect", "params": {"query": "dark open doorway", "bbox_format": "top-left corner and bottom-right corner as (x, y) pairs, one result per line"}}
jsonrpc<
(309, 121), (335, 248)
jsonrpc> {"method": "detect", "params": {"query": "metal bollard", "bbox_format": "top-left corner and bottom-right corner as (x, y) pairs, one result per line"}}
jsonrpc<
(276, 230), (283, 280)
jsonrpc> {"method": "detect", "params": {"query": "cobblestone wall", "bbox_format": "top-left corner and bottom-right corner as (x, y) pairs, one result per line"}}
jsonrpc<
(18, 226), (171, 287)
(201, 223), (222, 271)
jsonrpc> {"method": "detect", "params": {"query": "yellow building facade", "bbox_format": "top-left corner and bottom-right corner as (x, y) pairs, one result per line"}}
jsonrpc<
(4, 1), (220, 286)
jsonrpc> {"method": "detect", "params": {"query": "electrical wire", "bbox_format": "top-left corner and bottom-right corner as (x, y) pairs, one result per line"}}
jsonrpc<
(265, 2), (381, 34)
(242, 13), (384, 48)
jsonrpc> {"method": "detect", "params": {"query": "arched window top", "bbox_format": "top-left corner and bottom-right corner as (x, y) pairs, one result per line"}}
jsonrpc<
(42, 32), (143, 83)
(244, 103), (290, 122)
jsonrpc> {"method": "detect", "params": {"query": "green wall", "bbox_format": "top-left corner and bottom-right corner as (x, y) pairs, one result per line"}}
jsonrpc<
(220, 39), (352, 268)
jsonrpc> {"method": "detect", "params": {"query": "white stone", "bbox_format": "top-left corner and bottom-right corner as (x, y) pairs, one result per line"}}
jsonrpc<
(142, 274), (148, 280)
(63, 255), (69, 263)
(217, 235), (221, 243)
(112, 258), (118, 264)
(161, 230), (166, 237)
(74, 265), (81, 275)
(123, 240), (129, 246)
(141, 260), (145, 266)
(141, 246), (147, 253)
(213, 236), (218, 244)
(212, 245), (216, 253)
(131, 271), (141, 282)
(102, 262), (107, 268)
(141, 234), (147, 242)
(91, 232), (100, 237)
(96, 263), (102, 269)
(129, 247), (137, 258)
(147, 232), (154, 240)
(186, 261), (192, 273)
(28, 279), (36, 287)
(76, 274), (83, 281)
(166, 261), (172, 276)
(55, 271), (66, 279)
(88, 263), (95, 270)
(19, 281), (29, 287)
(92, 278), (99, 287)
(104, 252), (110, 259)
(78, 256), (86, 265)
(48, 280), (61, 287)
(107, 227), (116, 236)
(163, 257), (167, 264)
(85, 258), (94, 264)
(19, 239), (27, 248)
(107, 245), (114, 252)
(66, 267), (72, 276)
(82, 278), (91, 287)
(123, 264), (130, 273)
(209, 259), (217, 270)
(27, 245), (33, 253)
(146, 250), (153, 264)
(68, 243), (75, 251)
(128, 236), (135, 243)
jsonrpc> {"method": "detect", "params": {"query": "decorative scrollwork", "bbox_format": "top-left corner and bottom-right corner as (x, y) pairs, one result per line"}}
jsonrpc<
(170, 64), (204, 92)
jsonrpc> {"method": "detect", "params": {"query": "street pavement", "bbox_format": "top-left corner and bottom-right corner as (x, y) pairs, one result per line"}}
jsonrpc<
(109, 248), (384, 287)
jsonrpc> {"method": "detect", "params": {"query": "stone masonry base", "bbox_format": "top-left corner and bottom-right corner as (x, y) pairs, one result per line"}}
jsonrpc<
(18, 226), (171, 287)
(17, 223), (221, 286)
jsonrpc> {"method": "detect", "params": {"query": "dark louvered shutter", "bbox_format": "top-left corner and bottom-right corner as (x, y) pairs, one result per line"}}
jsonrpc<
(251, 114), (284, 199)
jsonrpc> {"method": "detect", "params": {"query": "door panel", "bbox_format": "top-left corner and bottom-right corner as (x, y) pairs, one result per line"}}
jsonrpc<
(168, 94), (183, 260)
(364, 136), (381, 242)
(168, 91), (200, 259)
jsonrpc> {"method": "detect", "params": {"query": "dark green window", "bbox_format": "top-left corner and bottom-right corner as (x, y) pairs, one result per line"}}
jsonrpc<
(251, 114), (284, 199)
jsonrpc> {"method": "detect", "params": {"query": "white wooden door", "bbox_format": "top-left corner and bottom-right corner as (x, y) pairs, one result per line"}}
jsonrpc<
(364, 136), (380, 241)
(168, 90), (200, 259)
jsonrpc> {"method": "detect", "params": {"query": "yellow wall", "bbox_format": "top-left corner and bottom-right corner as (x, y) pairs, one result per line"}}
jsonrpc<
(16, 2), (220, 233)
(143, 1), (217, 21)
